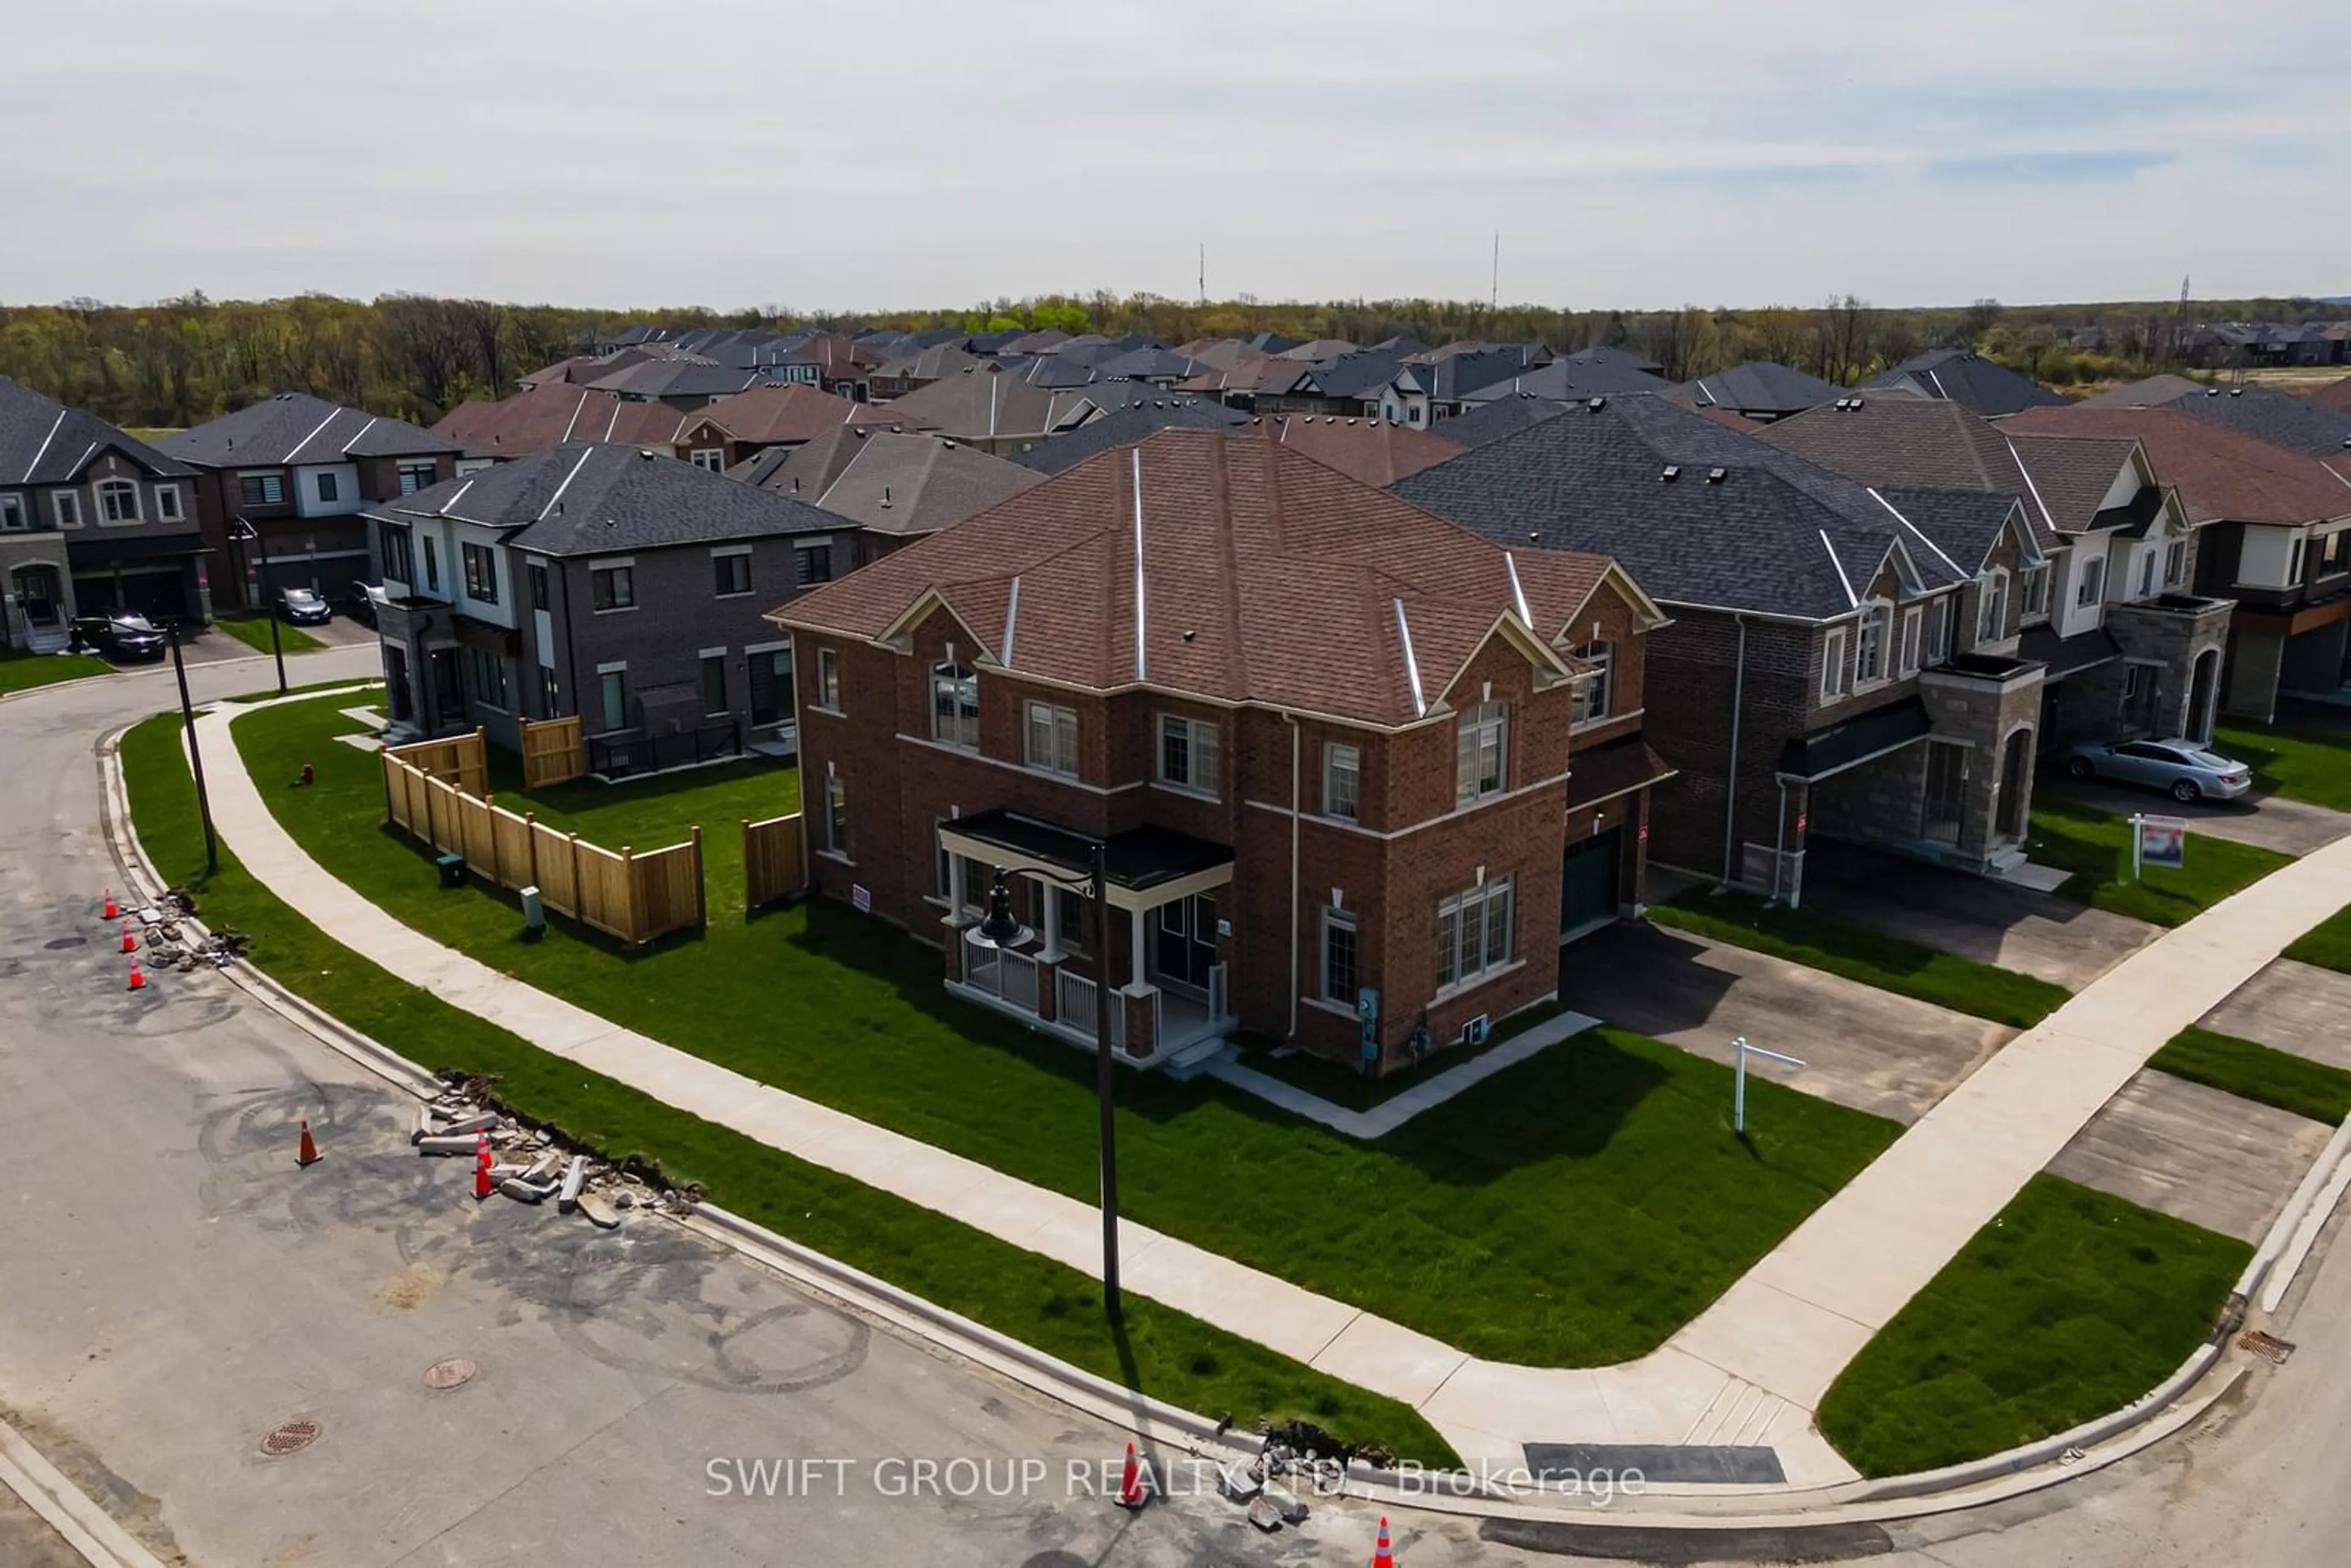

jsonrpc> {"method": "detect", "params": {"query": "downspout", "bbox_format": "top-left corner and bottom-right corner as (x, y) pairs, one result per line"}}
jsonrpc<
(1717, 613), (1749, 888)
(560, 558), (582, 725)
(1285, 711), (1302, 1041)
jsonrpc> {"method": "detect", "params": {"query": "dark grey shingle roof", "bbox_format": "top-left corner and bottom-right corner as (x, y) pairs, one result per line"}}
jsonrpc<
(159, 392), (459, 467)
(372, 440), (842, 555)
(1011, 400), (1250, 476)
(1681, 361), (1841, 417)
(0, 376), (193, 482)
(1456, 356), (1672, 405)
(1431, 394), (1572, 449)
(2161, 384), (2351, 457)
(1865, 350), (2064, 417)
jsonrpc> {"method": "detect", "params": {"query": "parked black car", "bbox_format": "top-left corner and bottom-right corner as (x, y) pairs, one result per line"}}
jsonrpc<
(347, 580), (389, 628)
(72, 613), (168, 662)
(277, 587), (332, 625)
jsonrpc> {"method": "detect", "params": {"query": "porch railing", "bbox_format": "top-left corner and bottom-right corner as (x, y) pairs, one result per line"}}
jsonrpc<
(964, 944), (1040, 1016)
(1049, 969), (1125, 1051)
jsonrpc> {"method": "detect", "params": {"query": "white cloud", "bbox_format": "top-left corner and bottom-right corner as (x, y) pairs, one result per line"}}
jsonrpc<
(2, 0), (2342, 309)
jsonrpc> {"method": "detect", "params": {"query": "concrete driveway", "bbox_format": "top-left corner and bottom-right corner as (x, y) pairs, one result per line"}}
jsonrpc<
(2046, 1068), (2333, 1243)
(2199, 958), (2351, 1071)
(1799, 842), (2159, 991)
(1559, 921), (2014, 1123)
(2043, 776), (2351, 858)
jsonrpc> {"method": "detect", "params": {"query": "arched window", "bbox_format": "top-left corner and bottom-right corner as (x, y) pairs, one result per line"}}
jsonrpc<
(96, 478), (140, 524)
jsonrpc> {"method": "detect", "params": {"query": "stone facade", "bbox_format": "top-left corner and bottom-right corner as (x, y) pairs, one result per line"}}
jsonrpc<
(2105, 597), (2233, 740)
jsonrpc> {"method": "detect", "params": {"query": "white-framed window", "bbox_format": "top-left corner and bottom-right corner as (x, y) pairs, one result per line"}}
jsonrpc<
(2318, 531), (2350, 579)
(591, 563), (634, 610)
(397, 462), (437, 495)
(930, 662), (978, 749)
(96, 477), (141, 523)
(2136, 549), (2158, 599)
(935, 844), (991, 917)
(2020, 563), (2050, 617)
(1025, 700), (1079, 776)
(1899, 605), (1924, 676)
(2287, 536), (2308, 587)
(1570, 641), (1612, 727)
(1978, 568), (2011, 643)
(2165, 538), (2190, 586)
(1323, 742), (1360, 820)
(51, 490), (81, 528)
(1158, 713), (1221, 797)
(1436, 876), (1514, 991)
(691, 448), (726, 473)
(381, 521), (416, 585)
(0, 494), (23, 531)
(2072, 555), (2104, 610)
(1926, 593), (1954, 664)
(1820, 628), (1848, 701)
(823, 770), (850, 857)
(1856, 602), (1891, 685)
(816, 647), (841, 711)
(316, 471), (341, 505)
(713, 550), (752, 597)
(1322, 906), (1358, 1003)
(462, 541), (499, 603)
(1455, 700), (1508, 806)
(154, 484), (182, 522)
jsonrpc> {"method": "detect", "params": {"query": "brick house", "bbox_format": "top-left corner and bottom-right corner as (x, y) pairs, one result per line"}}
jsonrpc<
(2006, 405), (2351, 719)
(364, 441), (849, 770)
(157, 393), (465, 612)
(0, 376), (208, 640)
(771, 427), (1671, 1072)
(1399, 395), (2069, 901)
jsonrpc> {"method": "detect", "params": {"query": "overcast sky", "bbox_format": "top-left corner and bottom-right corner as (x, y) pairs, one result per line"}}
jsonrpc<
(7, 1), (2344, 313)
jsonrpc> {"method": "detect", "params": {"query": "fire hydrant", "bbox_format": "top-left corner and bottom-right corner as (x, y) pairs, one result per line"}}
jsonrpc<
(298, 762), (315, 787)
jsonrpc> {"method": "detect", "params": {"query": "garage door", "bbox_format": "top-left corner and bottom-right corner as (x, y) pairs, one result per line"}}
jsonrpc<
(1561, 828), (1622, 939)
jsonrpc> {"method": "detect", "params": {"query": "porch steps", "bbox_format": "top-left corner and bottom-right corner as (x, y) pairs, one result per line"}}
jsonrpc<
(21, 628), (69, 655)
(1161, 1037), (1235, 1081)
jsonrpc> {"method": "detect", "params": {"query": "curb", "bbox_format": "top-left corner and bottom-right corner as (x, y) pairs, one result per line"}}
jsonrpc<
(0, 1420), (170, 1568)
(86, 711), (2290, 1534)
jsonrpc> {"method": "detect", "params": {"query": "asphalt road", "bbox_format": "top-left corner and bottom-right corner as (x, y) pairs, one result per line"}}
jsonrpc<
(4, 643), (2349, 1567)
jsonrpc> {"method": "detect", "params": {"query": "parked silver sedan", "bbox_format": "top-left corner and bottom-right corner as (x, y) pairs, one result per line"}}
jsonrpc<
(2064, 737), (2252, 803)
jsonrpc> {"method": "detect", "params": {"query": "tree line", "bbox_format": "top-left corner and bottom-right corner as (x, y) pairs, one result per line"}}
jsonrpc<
(3, 287), (2337, 433)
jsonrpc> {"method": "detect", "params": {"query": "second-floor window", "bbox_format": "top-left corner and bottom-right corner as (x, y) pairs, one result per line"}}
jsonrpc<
(1977, 569), (2009, 643)
(53, 490), (81, 528)
(382, 521), (415, 583)
(931, 662), (978, 749)
(1926, 594), (1953, 664)
(592, 565), (633, 610)
(2166, 539), (2191, 586)
(1856, 604), (1891, 685)
(816, 647), (841, 711)
(1820, 628), (1848, 701)
(317, 471), (340, 504)
(1160, 713), (1221, 796)
(0, 495), (23, 531)
(1570, 642), (1612, 727)
(2319, 531), (2349, 579)
(2072, 556), (2104, 610)
(1025, 700), (1079, 776)
(239, 473), (285, 507)
(422, 536), (440, 592)
(1324, 743), (1360, 820)
(397, 462), (437, 495)
(2020, 565), (2050, 617)
(529, 562), (549, 610)
(795, 542), (834, 587)
(92, 478), (139, 524)
(155, 484), (182, 522)
(691, 448), (726, 473)
(462, 542), (498, 604)
(1899, 606), (1924, 676)
(1455, 701), (1507, 805)
(714, 552), (752, 596)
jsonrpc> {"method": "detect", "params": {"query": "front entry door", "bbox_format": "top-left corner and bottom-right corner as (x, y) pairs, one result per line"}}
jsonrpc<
(384, 645), (414, 723)
(1561, 828), (1622, 937)
(14, 567), (60, 629)
(1154, 894), (1218, 991)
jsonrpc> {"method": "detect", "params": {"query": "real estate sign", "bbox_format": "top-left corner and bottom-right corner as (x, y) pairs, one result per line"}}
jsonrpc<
(2139, 815), (2188, 871)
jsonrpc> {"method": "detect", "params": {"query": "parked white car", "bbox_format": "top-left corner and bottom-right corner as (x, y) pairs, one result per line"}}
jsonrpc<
(2064, 738), (2252, 803)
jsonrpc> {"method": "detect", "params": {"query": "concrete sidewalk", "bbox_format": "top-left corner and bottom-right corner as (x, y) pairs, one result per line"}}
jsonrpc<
(174, 692), (2351, 1489)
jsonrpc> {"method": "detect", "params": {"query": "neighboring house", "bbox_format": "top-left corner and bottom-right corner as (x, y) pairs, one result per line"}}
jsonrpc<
(1400, 395), (2058, 899)
(1433, 395), (1573, 450)
(1259, 415), (1463, 487)
(1385, 345), (1553, 425)
(667, 383), (902, 471)
(771, 426), (1671, 1072)
(1865, 349), (2065, 418)
(1755, 397), (2230, 751)
(869, 344), (984, 401)
(578, 358), (768, 410)
(0, 376), (206, 642)
(364, 442), (848, 768)
(740, 429), (1046, 563)
(1010, 400), (1251, 476)
(158, 393), (465, 611)
(2006, 405), (2351, 721)
(1448, 353), (1673, 411)
(434, 381), (700, 463)
(782, 334), (885, 400)
(1174, 355), (1316, 411)
(1678, 361), (1842, 423)
(2079, 378), (2351, 463)
(876, 365), (1152, 456)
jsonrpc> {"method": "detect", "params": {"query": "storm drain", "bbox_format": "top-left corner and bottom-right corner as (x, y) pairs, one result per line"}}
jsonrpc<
(423, 1357), (478, 1390)
(2239, 1330), (2295, 1365)
(260, 1419), (321, 1457)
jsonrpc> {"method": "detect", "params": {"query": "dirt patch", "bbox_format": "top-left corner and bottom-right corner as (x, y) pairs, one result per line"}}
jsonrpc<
(378, 1262), (444, 1312)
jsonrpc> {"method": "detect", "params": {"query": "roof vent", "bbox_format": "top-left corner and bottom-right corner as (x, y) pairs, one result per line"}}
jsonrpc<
(1660, 465), (1680, 482)
(940, 438), (957, 449)
(2230, 388), (2244, 397)
(639, 448), (654, 459)
(1586, 397), (1606, 411)
(2206, 386), (2221, 396)
(1707, 467), (1727, 484)
(276, 391), (295, 400)
(1850, 397), (1864, 409)
(880, 486), (892, 508)
(1834, 397), (1851, 410)
(1527, 530), (1542, 543)
(1181, 629), (1197, 643)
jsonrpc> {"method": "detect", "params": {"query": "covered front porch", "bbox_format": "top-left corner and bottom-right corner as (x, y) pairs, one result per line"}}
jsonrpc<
(936, 809), (1237, 1069)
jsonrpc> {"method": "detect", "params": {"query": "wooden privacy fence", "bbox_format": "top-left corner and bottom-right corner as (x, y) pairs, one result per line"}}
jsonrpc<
(742, 812), (807, 913)
(384, 727), (488, 797)
(520, 714), (587, 789)
(380, 748), (706, 945)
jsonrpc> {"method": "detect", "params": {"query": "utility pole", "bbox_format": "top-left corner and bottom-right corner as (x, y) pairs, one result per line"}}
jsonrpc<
(168, 622), (220, 877)
(1198, 242), (1205, 307)
(1491, 231), (1500, 312)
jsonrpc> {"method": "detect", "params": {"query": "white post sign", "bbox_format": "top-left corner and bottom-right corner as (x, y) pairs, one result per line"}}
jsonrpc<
(1733, 1036), (1807, 1135)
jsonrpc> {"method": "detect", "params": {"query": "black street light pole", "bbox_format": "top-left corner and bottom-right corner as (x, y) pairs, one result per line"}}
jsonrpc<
(268, 608), (287, 697)
(168, 622), (219, 877)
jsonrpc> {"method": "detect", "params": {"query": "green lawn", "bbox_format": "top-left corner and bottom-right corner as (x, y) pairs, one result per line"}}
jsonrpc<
(121, 710), (1457, 1465)
(1817, 1174), (2249, 1478)
(212, 613), (326, 656)
(0, 647), (113, 694)
(1648, 888), (2070, 1028)
(223, 677), (384, 705)
(2149, 1027), (2351, 1125)
(1229, 1002), (1565, 1113)
(222, 694), (1903, 1368)
(2028, 799), (2291, 928)
(2214, 721), (2351, 813)
(2285, 903), (2351, 977)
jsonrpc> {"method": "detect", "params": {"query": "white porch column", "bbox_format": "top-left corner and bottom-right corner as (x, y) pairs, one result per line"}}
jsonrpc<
(946, 850), (966, 920)
(1039, 876), (1062, 959)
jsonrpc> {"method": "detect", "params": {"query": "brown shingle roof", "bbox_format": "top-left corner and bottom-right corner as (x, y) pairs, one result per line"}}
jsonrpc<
(776, 427), (1648, 728)
(1263, 415), (1463, 487)
(2004, 405), (2351, 525)
(700, 383), (899, 446)
(2309, 375), (2351, 414)
(433, 382), (686, 459)
(789, 431), (1046, 537)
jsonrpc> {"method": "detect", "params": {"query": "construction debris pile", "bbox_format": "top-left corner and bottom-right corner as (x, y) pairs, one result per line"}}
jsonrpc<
(128, 890), (248, 972)
(410, 1083), (689, 1228)
(1213, 1431), (1351, 1533)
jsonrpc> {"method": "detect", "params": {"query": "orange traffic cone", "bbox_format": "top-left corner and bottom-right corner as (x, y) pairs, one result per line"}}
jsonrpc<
(102, 887), (119, 920)
(126, 956), (145, 991)
(1116, 1442), (1146, 1509)
(119, 921), (137, 954)
(1370, 1516), (1396, 1567)
(297, 1119), (321, 1167)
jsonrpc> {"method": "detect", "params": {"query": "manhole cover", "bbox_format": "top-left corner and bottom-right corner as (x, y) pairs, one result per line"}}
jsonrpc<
(260, 1419), (321, 1457)
(44, 936), (88, 949)
(423, 1357), (478, 1390)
